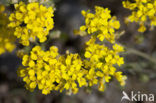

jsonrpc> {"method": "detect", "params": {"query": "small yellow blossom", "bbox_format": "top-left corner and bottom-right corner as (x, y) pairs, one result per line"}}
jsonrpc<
(79, 6), (120, 43)
(0, 5), (16, 55)
(17, 5), (126, 95)
(0, 5), (5, 13)
(115, 72), (127, 86)
(123, 0), (156, 32)
(8, 2), (54, 46)
(84, 37), (126, 89)
(18, 46), (87, 95)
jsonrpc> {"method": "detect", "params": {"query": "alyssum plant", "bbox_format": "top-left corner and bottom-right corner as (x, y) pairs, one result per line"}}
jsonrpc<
(1, 0), (155, 95)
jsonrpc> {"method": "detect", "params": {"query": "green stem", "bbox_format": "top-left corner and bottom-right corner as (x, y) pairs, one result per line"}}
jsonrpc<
(124, 47), (156, 64)
(28, 91), (36, 103)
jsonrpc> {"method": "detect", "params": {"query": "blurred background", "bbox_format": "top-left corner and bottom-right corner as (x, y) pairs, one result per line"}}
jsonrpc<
(0, 0), (156, 103)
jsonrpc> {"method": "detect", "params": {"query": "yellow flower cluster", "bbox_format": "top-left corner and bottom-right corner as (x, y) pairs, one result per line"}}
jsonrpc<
(123, 0), (156, 32)
(84, 37), (126, 91)
(80, 6), (120, 43)
(17, 5), (126, 95)
(8, 2), (54, 46)
(0, 5), (16, 55)
(18, 44), (126, 94)
(18, 46), (87, 95)
(79, 6), (126, 91)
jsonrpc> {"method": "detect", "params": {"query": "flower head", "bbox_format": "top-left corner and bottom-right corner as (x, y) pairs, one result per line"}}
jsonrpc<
(0, 5), (16, 55)
(80, 6), (120, 43)
(18, 46), (87, 95)
(123, 0), (156, 32)
(17, 5), (126, 95)
(8, 2), (54, 46)
(84, 37), (126, 91)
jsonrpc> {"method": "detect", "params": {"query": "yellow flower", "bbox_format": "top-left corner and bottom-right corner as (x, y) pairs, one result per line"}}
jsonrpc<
(0, 5), (16, 55)
(115, 72), (127, 86)
(123, 0), (156, 32)
(8, 2), (54, 46)
(0, 5), (5, 13)
(17, 5), (126, 95)
(18, 46), (87, 95)
(79, 6), (120, 43)
(84, 37), (126, 88)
